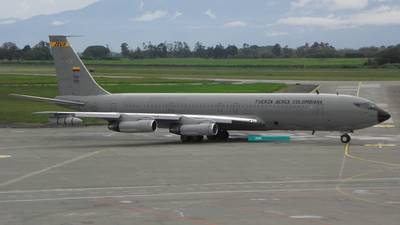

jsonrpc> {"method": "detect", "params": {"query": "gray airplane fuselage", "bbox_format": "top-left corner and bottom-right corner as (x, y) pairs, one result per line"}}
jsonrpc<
(57, 92), (381, 132)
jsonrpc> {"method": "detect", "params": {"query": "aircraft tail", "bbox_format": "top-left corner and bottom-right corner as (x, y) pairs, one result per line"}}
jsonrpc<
(49, 35), (109, 96)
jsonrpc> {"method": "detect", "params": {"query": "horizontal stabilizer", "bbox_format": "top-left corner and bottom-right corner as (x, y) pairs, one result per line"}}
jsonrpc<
(9, 94), (85, 106)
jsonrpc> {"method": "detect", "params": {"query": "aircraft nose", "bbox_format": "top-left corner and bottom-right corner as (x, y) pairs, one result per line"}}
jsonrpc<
(378, 109), (391, 123)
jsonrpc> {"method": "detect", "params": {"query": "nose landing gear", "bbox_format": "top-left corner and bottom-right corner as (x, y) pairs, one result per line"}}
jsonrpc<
(340, 134), (351, 143)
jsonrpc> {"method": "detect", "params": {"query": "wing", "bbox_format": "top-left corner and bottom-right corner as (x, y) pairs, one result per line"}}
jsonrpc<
(34, 111), (265, 129)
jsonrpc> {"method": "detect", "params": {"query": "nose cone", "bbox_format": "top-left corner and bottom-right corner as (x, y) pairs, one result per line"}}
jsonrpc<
(378, 109), (391, 123)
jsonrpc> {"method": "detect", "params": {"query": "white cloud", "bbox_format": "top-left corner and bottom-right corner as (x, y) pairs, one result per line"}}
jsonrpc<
(265, 30), (290, 36)
(225, 21), (247, 27)
(290, 0), (369, 10)
(267, 1), (280, 7)
(279, 5), (400, 28)
(0, 0), (100, 20)
(16, 2), (30, 14)
(131, 10), (168, 21)
(139, 1), (144, 11)
(170, 11), (182, 20)
(204, 9), (216, 19)
(0, 20), (17, 24)
(52, 20), (69, 25)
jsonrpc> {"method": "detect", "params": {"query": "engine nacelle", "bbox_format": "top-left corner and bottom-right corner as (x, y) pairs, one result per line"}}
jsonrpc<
(169, 123), (218, 136)
(49, 116), (83, 125)
(108, 120), (157, 133)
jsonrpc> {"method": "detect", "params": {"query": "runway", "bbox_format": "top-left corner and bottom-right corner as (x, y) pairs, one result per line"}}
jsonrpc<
(0, 81), (399, 225)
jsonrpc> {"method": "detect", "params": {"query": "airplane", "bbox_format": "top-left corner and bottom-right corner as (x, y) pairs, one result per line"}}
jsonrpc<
(9, 35), (391, 143)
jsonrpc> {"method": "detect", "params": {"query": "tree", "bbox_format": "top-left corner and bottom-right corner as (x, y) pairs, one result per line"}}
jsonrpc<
(129, 46), (143, 60)
(0, 42), (20, 60)
(226, 45), (238, 57)
(373, 44), (400, 65)
(121, 43), (130, 58)
(272, 43), (281, 56)
(156, 43), (168, 58)
(33, 41), (52, 60)
(193, 42), (207, 58)
(282, 45), (294, 58)
(241, 43), (250, 55)
(182, 42), (191, 58)
(82, 45), (110, 59)
(213, 44), (226, 59)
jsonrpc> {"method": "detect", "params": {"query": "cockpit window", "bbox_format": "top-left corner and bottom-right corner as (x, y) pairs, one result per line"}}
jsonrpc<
(354, 102), (378, 110)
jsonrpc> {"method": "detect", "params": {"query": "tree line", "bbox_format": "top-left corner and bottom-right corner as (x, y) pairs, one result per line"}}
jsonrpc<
(1, 40), (399, 66)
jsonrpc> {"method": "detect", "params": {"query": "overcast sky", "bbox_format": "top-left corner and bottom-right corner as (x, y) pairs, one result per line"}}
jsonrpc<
(0, 0), (100, 19)
(1, 0), (399, 50)
(2, 0), (399, 26)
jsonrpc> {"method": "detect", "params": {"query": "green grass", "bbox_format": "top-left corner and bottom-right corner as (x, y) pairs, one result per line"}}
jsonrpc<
(1, 58), (394, 69)
(2, 66), (399, 81)
(0, 74), (213, 85)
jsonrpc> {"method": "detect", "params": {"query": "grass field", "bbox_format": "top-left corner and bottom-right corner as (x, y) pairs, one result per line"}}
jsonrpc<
(2, 58), (399, 69)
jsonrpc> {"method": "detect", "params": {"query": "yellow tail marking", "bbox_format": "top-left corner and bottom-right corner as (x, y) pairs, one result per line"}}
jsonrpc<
(50, 42), (70, 47)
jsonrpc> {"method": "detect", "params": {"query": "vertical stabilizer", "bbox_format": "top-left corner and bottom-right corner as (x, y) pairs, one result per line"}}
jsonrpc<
(49, 35), (109, 96)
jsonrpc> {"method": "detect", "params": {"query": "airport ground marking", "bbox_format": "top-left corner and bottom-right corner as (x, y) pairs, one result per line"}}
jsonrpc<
(336, 82), (400, 208)
(365, 143), (396, 148)
(356, 81), (361, 97)
(207, 201), (332, 225)
(373, 124), (396, 128)
(309, 85), (322, 94)
(0, 147), (119, 188)
(0, 155), (11, 158)
(336, 143), (400, 208)
(92, 199), (216, 225)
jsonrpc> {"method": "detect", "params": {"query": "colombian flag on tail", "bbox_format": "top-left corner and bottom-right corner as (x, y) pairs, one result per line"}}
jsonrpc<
(73, 67), (80, 72)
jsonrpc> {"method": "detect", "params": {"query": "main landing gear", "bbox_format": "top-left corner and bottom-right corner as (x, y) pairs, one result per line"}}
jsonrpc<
(180, 130), (229, 142)
(340, 134), (351, 143)
(180, 135), (203, 142)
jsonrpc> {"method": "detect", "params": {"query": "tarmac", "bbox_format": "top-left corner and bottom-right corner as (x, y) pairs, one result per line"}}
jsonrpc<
(0, 81), (399, 225)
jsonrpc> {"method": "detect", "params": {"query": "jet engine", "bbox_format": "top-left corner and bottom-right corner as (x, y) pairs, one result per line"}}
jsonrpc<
(169, 123), (218, 136)
(108, 120), (157, 133)
(49, 116), (83, 125)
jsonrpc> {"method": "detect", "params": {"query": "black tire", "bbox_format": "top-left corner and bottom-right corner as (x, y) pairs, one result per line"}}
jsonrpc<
(191, 136), (204, 142)
(181, 135), (192, 142)
(217, 130), (229, 140)
(340, 134), (351, 143)
(207, 135), (218, 140)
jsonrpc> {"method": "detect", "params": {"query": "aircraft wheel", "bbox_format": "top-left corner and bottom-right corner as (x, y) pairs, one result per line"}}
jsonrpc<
(191, 136), (204, 142)
(207, 135), (218, 140)
(217, 130), (229, 140)
(340, 134), (351, 143)
(181, 135), (192, 142)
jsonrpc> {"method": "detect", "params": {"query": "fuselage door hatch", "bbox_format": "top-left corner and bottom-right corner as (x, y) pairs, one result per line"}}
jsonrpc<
(233, 103), (238, 113)
(110, 103), (117, 112)
(317, 104), (323, 116)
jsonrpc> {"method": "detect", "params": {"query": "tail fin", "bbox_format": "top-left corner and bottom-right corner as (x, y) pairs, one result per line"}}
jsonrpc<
(49, 35), (109, 96)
